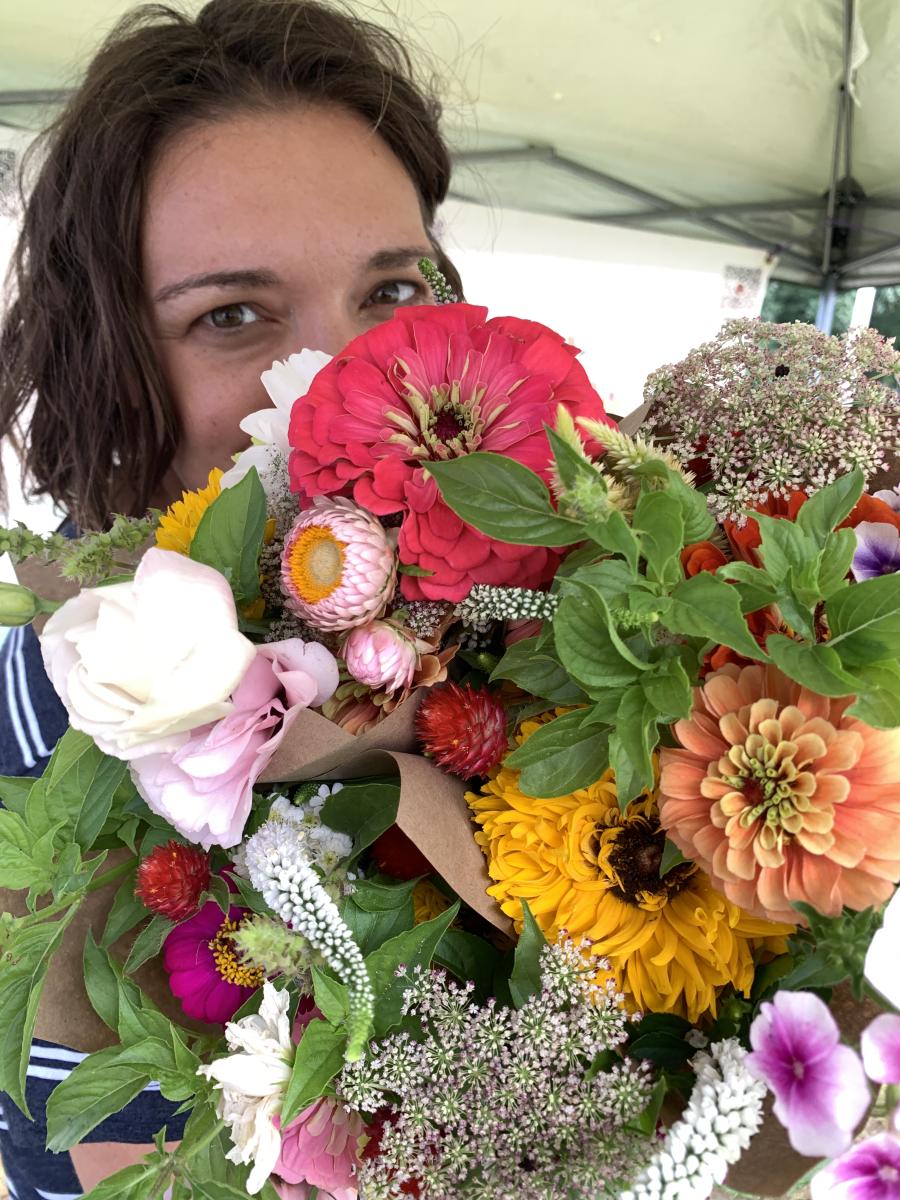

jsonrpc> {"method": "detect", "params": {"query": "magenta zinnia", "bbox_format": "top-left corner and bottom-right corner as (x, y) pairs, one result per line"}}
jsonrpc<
(288, 303), (612, 601)
(162, 894), (263, 1024)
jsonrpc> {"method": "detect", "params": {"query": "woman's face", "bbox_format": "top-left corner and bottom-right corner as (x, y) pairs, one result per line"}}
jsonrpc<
(142, 105), (437, 495)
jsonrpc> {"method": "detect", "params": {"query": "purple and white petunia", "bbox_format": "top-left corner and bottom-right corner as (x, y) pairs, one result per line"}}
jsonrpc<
(866, 889), (900, 1009)
(852, 522), (900, 581)
(862, 1014), (900, 1086)
(810, 1133), (900, 1200)
(746, 990), (871, 1158)
(874, 485), (900, 512)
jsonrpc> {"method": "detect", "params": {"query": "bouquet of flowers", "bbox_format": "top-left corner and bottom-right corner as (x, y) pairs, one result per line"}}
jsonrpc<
(4, 264), (900, 1200)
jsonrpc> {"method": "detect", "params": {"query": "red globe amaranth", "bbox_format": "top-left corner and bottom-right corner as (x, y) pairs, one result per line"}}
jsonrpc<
(136, 839), (211, 921)
(288, 303), (613, 601)
(371, 826), (433, 880)
(415, 682), (508, 778)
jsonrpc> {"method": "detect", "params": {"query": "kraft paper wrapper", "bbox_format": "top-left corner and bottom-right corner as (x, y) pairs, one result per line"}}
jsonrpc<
(260, 700), (510, 933)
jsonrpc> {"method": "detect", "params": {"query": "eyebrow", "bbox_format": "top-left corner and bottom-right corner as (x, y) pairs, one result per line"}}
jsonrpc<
(152, 246), (435, 304)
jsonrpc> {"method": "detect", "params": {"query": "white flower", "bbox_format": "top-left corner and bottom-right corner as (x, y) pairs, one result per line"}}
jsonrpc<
(865, 887), (900, 1008)
(220, 349), (331, 495)
(197, 982), (294, 1194)
(40, 548), (255, 760)
(622, 1039), (765, 1200)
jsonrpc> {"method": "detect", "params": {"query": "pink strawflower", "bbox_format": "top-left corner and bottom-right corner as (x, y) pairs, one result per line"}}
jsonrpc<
(343, 621), (422, 694)
(274, 1097), (364, 1200)
(288, 303), (612, 601)
(810, 1133), (900, 1200)
(746, 990), (870, 1157)
(162, 892), (262, 1024)
(281, 498), (397, 631)
(131, 639), (338, 849)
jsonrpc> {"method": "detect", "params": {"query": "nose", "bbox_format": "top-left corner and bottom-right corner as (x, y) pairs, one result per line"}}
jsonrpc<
(287, 301), (360, 358)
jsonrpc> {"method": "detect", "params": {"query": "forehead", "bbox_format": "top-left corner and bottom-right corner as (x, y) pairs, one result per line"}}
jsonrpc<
(141, 106), (429, 289)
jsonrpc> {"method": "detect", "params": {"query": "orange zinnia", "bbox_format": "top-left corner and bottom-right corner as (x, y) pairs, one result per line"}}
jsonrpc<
(658, 663), (900, 924)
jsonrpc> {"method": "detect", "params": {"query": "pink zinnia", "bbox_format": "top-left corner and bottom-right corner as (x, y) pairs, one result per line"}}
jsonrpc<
(162, 893), (262, 1024)
(274, 1097), (364, 1200)
(658, 663), (900, 923)
(288, 303), (612, 601)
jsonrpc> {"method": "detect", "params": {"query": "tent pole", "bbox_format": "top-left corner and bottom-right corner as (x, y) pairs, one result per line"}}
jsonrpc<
(815, 276), (839, 333)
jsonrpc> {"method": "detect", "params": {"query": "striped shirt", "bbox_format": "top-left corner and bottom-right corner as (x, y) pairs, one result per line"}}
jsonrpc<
(1, 617), (187, 1196)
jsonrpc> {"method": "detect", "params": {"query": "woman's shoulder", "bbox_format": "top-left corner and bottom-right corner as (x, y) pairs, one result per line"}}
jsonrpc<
(0, 620), (68, 778)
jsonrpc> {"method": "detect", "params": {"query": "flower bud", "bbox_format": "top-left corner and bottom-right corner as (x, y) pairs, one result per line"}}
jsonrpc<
(0, 582), (42, 626)
(343, 620), (420, 694)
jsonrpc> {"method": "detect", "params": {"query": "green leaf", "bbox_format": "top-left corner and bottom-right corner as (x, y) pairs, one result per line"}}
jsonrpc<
(79, 1162), (162, 1200)
(667, 572), (767, 661)
(508, 900), (546, 1008)
(189, 467), (267, 605)
(846, 662), (900, 728)
(556, 558), (640, 610)
(795, 469), (864, 541)
(46, 1045), (151, 1151)
(666, 471), (715, 543)
(191, 1182), (257, 1200)
(660, 840), (688, 877)
(280, 1018), (348, 1126)
(101, 870), (150, 948)
(0, 906), (79, 1116)
(633, 490), (685, 585)
(124, 914), (174, 975)
(434, 930), (499, 1001)
(555, 588), (645, 692)
(228, 872), (270, 917)
(490, 636), (588, 705)
(718, 561), (779, 613)
(817, 527), (857, 599)
(609, 688), (656, 804)
(427, 452), (582, 547)
(311, 965), (349, 1025)
(365, 903), (460, 1036)
(46, 729), (128, 850)
(766, 635), (858, 697)
(207, 874), (233, 917)
(342, 892), (415, 957)
(83, 930), (123, 1030)
(545, 424), (601, 491)
(503, 709), (610, 798)
(320, 781), (399, 858)
(627, 1030), (694, 1068)
(0, 809), (47, 889)
(827, 571), (900, 665)
(582, 508), (640, 571)
(640, 658), (693, 721)
(753, 514), (817, 585)
(349, 877), (419, 913)
(0, 774), (34, 814)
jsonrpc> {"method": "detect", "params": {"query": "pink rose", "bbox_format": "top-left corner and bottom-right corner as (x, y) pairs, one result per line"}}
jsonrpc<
(130, 639), (338, 849)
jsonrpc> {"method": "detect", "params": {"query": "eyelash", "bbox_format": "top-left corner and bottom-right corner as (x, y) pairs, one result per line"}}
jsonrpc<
(197, 278), (427, 333)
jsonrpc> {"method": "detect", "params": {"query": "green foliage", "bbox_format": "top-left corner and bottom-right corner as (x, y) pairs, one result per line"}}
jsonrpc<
(189, 466), (267, 606)
(281, 1018), (348, 1126)
(364, 903), (459, 1036)
(320, 780), (399, 859)
(507, 900), (546, 1008)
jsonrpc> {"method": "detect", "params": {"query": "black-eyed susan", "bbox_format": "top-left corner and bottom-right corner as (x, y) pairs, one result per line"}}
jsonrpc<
(155, 467), (223, 555)
(467, 715), (791, 1022)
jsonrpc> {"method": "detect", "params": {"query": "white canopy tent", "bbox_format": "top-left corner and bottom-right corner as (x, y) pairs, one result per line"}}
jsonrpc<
(2, 0), (899, 323)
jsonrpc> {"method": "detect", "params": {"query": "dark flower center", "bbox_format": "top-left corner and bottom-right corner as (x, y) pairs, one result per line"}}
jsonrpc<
(433, 409), (467, 442)
(603, 818), (694, 907)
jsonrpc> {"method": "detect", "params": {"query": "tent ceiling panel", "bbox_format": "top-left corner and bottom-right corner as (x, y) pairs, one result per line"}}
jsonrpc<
(3, 0), (900, 286)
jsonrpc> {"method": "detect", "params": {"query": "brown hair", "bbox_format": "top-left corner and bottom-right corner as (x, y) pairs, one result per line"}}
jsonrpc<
(0, 0), (462, 529)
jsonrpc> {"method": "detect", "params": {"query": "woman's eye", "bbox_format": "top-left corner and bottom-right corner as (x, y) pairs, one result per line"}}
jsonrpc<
(201, 303), (261, 330)
(365, 280), (421, 308)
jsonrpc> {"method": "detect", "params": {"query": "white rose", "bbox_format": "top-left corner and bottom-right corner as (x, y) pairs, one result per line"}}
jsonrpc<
(40, 547), (256, 760)
(220, 349), (332, 494)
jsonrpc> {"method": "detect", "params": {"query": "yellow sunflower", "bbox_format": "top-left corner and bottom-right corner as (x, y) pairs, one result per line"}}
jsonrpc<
(155, 468), (223, 555)
(467, 715), (792, 1022)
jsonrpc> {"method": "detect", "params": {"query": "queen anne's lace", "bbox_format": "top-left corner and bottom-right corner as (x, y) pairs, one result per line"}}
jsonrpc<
(622, 1038), (766, 1200)
(244, 821), (373, 1059)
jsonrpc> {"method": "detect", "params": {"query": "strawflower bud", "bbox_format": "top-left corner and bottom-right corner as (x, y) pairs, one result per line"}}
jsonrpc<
(343, 620), (422, 693)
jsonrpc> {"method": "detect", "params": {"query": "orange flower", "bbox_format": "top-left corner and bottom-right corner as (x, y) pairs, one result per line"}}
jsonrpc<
(658, 663), (900, 924)
(681, 541), (728, 577)
(725, 490), (900, 566)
